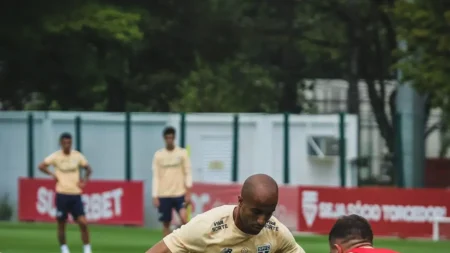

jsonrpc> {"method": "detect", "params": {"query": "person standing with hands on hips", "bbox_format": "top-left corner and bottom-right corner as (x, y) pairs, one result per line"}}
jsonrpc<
(152, 126), (192, 237)
(38, 132), (93, 253)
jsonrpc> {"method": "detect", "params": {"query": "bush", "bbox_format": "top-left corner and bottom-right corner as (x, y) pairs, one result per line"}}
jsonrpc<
(0, 193), (13, 221)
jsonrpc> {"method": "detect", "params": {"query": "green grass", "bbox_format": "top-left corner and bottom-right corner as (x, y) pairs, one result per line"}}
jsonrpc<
(0, 222), (449, 253)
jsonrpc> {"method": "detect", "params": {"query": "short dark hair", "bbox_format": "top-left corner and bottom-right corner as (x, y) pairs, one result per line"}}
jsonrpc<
(163, 126), (176, 136)
(328, 214), (373, 244)
(59, 132), (72, 141)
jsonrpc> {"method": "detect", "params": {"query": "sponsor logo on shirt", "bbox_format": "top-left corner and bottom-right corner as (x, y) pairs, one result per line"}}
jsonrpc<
(256, 243), (271, 253)
(221, 248), (233, 253)
(264, 220), (279, 231)
(161, 157), (182, 168)
(211, 219), (228, 232)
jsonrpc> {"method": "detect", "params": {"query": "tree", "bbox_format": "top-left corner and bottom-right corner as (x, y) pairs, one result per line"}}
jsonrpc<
(394, 0), (450, 157)
(0, 0), (144, 111)
(171, 55), (278, 112)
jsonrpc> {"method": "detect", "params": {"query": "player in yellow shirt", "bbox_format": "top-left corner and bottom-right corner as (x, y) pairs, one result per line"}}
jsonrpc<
(152, 126), (193, 237)
(38, 132), (93, 253)
(146, 174), (306, 253)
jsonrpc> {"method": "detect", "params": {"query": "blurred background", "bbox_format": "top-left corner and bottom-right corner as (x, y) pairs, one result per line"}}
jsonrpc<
(1, 0), (450, 252)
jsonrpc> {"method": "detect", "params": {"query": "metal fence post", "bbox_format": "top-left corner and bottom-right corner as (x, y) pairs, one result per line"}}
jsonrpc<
(232, 114), (239, 182)
(179, 112), (186, 148)
(27, 113), (34, 178)
(283, 112), (290, 184)
(339, 112), (347, 187)
(125, 112), (132, 181)
(75, 116), (82, 151)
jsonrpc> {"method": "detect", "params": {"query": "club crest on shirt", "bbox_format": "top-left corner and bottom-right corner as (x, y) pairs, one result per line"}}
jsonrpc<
(241, 247), (249, 253)
(221, 248), (233, 253)
(256, 243), (271, 253)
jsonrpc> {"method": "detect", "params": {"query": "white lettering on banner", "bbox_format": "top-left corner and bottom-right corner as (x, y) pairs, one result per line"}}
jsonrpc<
(83, 188), (123, 221)
(36, 187), (57, 217)
(191, 193), (210, 217)
(35, 186), (124, 221)
(301, 190), (448, 228)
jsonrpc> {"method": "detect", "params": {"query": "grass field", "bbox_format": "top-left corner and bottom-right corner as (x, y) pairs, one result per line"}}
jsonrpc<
(1, 222), (449, 253)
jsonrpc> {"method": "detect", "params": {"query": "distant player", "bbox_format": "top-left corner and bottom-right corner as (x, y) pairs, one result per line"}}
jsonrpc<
(38, 132), (93, 253)
(152, 126), (192, 237)
(146, 174), (306, 253)
(329, 214), (399, 253)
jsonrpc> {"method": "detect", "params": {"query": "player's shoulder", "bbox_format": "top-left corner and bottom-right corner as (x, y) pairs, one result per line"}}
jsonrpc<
(182, 205), (234, 234)
(266, 215), (289, 231)
(263, 215), (293, 237)
(175, 146), (188, 154)
(71, 149), (83, 155)
(48, 150), (61, 156)
(153, 148), (166, 156)
(47, 150), (63, 158)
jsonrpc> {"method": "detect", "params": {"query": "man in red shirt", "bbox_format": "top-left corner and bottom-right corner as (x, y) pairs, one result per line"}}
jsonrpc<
(328, 214), (399, 253)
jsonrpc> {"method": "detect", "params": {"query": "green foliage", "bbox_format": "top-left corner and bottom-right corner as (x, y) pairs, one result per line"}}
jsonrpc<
(394, 0), (450, 110)
(44, 2), (143, 44)
(172, 56), (278, 112)
(0, 194), (13, 221)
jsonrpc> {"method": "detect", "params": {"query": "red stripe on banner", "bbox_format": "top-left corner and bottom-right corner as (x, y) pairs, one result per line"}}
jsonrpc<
(297, 186), (450, 238)
(18, 178), (144, 226)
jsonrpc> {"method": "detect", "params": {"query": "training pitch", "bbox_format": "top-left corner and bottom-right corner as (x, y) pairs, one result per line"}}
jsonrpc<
(0, 222), (449, 253)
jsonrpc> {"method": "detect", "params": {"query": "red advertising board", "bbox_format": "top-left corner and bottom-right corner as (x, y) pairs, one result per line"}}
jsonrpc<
(18, 178), (144, 226)
(171, 183), (299, 231)
(298, 186), (450, 238)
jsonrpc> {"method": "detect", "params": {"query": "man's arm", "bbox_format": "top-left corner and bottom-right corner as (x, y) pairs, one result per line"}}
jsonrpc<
(182, 150), (192, 192)
(79, 154), (92, 182)
(145, 241), (171, 253)
(152, 152), (159, 199)
(38, 154), (56, 179)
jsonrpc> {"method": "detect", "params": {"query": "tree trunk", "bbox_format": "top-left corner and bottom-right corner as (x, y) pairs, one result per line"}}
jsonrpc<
(346, 21), (360, 114)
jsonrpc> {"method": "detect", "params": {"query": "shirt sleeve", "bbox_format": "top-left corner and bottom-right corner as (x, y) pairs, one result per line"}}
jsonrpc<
(78, 153), (89, 167)
(182, 149), (192, 188)
(277, 226), (306, 253)
(43, 153), (56, 166)
(152, 152), (159, 198)
(163, 214), (209, 252)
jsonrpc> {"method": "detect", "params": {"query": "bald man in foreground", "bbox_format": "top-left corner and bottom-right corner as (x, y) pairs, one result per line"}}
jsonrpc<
(145, 174), (306, 253)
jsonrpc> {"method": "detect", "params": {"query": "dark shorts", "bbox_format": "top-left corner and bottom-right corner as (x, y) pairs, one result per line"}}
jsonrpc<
(158, 195), (185, 222)
(55, 193), (85, 221)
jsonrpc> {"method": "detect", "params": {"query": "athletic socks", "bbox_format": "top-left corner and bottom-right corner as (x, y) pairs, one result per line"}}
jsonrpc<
(83, 244), (92, 253)
(60, 243), (91, 253)
(61, 244), (70, 253)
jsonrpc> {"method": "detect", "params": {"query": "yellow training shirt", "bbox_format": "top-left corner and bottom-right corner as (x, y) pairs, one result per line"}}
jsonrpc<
(152, 146), (192, 198)
(164, 205), (306, 253)
(44, 150), (88, 195)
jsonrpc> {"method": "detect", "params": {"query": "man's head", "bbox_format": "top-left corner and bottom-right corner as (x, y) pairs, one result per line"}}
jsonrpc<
(59, 132), (72, 153)
(163, 127), (176, 150)
(328, 214), (374, 253)
(237, 174), (278, 235)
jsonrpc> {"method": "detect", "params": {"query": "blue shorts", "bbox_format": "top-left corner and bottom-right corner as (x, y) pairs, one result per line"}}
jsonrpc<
(158, 195), (185, 222)
(55, 193), (85, 221)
